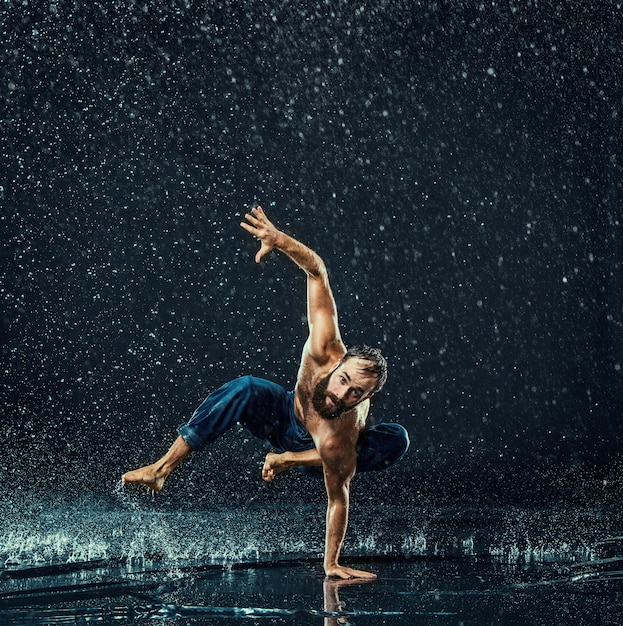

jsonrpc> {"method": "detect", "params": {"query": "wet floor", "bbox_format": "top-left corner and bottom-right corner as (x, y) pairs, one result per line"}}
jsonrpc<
(2, 499), (623, 624)
(3, 556), (623, 625)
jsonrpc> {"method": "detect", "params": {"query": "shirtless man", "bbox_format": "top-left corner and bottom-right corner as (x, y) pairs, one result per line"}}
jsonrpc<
(123, 205), (409, 579)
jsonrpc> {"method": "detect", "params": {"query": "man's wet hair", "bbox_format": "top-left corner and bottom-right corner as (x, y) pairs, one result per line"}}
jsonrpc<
(341, 345), (388, 394)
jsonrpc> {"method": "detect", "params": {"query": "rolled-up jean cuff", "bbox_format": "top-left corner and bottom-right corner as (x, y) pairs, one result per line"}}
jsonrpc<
(177, 424), (204, 452)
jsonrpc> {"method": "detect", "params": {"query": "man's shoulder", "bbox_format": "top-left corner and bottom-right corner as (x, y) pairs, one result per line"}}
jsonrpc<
(300, 337), (345, 366)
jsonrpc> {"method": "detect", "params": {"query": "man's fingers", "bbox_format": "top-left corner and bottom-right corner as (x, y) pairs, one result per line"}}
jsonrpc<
(241, 207), (272, 263)
(240, 220), (255, 234)
(247, 206), (266, 223)
(255, 243), (272, 263)
(327, 567), (377, 580)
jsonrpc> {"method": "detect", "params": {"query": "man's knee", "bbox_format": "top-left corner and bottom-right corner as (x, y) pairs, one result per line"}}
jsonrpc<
(233, 375), (255, 391)
(380, 423), (410, 464)
(386, 423), (410, 458)
(356, 423), (409, 472)
(179, 376), (256, 450)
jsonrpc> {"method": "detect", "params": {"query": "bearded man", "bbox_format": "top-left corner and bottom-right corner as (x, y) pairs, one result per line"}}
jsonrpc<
(122, 205), (409, 580)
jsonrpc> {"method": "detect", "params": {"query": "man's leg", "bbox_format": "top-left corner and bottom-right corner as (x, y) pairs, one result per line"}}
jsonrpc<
(262, 448), (322, 482)
(122, 376), (258, 491)
(262, 423), (410, 480)
(122, 436), (192, 492)
(356, 423), (410, 472)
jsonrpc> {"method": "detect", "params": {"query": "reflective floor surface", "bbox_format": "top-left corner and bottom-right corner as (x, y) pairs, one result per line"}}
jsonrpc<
(2, 499), (622, 624)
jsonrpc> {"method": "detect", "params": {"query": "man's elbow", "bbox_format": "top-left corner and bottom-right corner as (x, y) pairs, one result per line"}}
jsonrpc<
(307, 260), (328, 281)
(323, 457), (356, 487)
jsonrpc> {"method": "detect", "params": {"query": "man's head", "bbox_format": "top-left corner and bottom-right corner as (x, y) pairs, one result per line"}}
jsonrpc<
(312, 345), (387, 420)
(340, 345), (388, 394)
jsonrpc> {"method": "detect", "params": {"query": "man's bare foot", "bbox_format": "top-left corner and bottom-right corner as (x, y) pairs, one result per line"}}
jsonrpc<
(122, 464), (167, 492)
(262, 452), (289, 482)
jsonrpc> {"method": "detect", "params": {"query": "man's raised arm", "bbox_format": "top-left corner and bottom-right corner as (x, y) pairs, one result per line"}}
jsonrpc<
(240, 205), (343, 362)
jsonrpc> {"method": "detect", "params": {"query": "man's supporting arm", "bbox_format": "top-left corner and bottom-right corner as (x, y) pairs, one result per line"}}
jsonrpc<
(322, 446), (376, 580)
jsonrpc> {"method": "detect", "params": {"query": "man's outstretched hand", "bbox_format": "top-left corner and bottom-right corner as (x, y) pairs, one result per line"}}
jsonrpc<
(240, 205), (281, 263)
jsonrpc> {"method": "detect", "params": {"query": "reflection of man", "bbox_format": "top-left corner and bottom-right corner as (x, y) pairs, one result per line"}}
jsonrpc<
(324, 578), (369, 625)
(123, 205), (409, 579)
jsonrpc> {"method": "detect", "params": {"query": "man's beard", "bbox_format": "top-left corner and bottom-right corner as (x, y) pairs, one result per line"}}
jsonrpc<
(312, 372), (349, 420)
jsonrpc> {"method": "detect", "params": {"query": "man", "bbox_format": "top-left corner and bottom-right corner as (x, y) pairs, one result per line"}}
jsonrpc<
(123, 205), (409, 579)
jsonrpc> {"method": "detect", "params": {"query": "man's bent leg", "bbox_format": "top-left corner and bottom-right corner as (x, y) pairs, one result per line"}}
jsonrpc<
(262, 448), (322, 482)
(356, 423), (410, 472)
(178, 376), (255, 451)
(123, 376), (258, 491)
(264, 424), (410, 481)
(122, 436), (192, 492)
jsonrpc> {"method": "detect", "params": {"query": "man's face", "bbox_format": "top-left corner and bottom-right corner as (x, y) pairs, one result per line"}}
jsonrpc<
(312, 358), (377, 420)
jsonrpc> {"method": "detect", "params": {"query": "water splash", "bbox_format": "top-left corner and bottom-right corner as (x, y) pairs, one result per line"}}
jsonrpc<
(0, 495), (618, 572)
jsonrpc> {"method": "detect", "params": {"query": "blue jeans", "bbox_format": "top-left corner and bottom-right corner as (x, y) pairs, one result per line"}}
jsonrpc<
(178, 376), (409, 473)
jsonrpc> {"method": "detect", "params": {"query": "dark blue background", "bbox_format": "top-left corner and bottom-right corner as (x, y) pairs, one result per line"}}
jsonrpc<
(2, 1), (622, 505)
